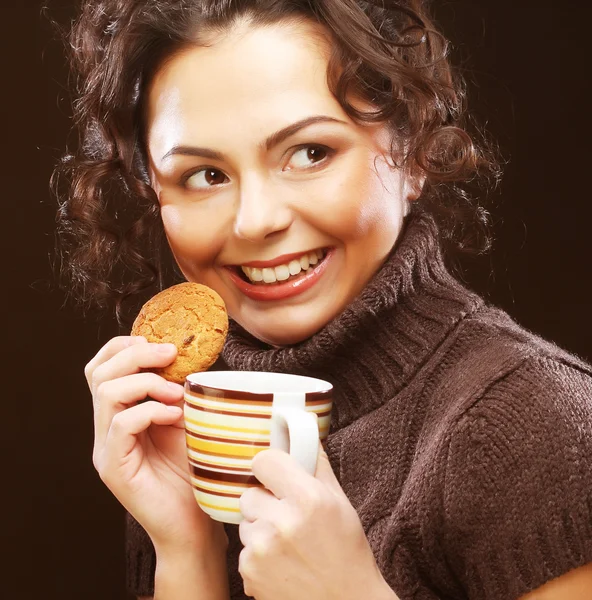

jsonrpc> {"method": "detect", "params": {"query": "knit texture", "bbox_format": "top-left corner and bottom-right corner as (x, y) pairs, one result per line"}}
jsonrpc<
(126, 214), (592, 600)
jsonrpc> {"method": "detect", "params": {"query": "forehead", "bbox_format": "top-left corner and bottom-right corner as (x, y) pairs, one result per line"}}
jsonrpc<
(146, 21), (348, 154)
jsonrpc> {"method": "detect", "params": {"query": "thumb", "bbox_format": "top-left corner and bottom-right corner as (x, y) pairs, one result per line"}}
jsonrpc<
(314, 441), (342, 493)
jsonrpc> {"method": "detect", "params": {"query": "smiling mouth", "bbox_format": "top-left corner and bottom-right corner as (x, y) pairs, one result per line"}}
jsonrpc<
(233, 249), (328, 285)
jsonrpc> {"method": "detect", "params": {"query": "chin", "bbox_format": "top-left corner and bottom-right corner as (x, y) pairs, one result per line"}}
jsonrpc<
(238, 313), (330, 348)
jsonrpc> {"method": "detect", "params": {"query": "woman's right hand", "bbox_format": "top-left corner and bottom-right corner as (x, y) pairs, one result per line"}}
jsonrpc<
(85, 335), (226, 554)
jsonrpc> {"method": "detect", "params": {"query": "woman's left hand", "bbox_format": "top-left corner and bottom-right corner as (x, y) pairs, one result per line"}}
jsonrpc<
(238, 444), (397, 600)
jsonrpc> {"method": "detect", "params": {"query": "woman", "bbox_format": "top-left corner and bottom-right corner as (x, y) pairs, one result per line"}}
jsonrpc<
(53, 1), (592, 599)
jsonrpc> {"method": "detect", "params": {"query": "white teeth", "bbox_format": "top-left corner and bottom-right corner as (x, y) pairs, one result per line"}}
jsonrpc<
(262, 268), (277, 283)
(288, 260), (302, 276)
(240, 249), (327, 284)
(274, 264), (290, 281)
(241, 266), (264, 281)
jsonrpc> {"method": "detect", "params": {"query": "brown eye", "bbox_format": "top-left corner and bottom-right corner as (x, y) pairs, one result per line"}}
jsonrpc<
(286, 145), (331, 170)
(306, 147), (327, 162)
(185, 168), (229, 190)
(205, 169), (226, 185)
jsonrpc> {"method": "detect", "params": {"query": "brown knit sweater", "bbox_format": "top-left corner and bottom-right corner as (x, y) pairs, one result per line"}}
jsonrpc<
(126, 213), (592, 600)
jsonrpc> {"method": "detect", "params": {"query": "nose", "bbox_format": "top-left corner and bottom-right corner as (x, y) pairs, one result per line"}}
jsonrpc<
(233, 176), (294, 242)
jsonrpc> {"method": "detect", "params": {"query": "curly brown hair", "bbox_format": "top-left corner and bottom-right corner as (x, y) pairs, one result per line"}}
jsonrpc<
(51, 0), (500, 324)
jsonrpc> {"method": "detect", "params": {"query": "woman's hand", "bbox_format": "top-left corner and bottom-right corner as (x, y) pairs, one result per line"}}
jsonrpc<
(85, 335), (226, 553)
(238, 445), (397, 600)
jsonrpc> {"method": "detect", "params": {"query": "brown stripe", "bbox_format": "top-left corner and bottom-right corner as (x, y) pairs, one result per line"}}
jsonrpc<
(192, 484), (243, 499)
(185, 429), (269, 447)
(187, 383), (332, 403)
(316, 410), (332, 418)
(192, 471), (251, 487)
(188, 457), (252, 473)
(306, 390), (333, 402)
(191, 464), (259, 485)
(185, 402), (272, 419)
(187, 384), (273, 402)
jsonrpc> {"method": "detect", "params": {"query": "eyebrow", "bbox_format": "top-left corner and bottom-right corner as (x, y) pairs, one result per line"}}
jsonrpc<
(161, 115), (348, 162)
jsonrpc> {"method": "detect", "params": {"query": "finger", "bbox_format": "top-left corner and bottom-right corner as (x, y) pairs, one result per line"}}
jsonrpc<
(94, 373), (184, 449)
(85, 336), (147, 387)
(238, 517), (275, 554)
(99, 400), (183, 479)
(90, 342), (177, 395)
(251, 448), (315, 500)
(239, 485), (279, 522)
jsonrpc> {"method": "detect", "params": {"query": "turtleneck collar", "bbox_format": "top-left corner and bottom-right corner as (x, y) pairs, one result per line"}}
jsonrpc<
(222, 212), (483, 431)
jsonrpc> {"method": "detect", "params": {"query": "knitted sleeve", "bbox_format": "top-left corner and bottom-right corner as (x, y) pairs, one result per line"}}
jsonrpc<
(442, 357), (592, 600)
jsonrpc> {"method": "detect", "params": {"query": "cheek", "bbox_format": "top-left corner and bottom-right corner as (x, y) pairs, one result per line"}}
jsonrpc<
(305, 160), (402, 240)
(160, 204), (223, 268)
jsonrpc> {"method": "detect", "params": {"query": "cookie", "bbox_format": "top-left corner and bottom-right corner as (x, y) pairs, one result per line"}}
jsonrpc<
(131, 282), (228, 384)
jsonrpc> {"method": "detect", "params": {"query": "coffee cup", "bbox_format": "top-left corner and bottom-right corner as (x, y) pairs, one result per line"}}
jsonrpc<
(184, 371), (333, 524)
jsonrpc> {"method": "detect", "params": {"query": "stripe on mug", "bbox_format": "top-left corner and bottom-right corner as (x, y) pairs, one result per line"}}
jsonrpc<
(184, 415), (271, 435)
(185, 403), (272, 419)
(196, 497), (242, 514)
(187, 451), (252, 471)
(185, 413), (330, 435)
(185, 429), (269, 447)
(189, 457), (252, 474)
(190, 474), (251, 492)
(186, 396), (332, 415)
(191, 464), (259, 485)
(187, 391), (332, 407)
(191, 483), (243, 499)
(187, 382), (332, 404)
(186, 402), (331, 420)
(186, 440), (262, 459)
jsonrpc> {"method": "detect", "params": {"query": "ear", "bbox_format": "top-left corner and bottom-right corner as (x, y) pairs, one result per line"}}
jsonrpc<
(400, 170), (424, 216)
(404, 168), (426, 202)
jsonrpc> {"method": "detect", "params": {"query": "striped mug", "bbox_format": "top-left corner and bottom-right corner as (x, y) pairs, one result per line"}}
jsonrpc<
(184, 371), (333, 524)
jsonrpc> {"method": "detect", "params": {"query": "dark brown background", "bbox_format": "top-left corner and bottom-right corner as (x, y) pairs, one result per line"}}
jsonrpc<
(5, 1), (591, 598)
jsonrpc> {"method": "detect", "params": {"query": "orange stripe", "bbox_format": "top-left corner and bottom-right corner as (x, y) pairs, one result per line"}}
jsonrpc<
(187, 444), (261, 460)
(314, 409), (332, 418)
(186, 429), (268, 446)
(197, 499), (241, 513)
(188, 456), (252, 472)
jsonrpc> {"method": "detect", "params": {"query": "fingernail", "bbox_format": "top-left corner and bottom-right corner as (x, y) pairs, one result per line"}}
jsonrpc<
(166, 405), (182, 413)
(156, 343), (177, 353)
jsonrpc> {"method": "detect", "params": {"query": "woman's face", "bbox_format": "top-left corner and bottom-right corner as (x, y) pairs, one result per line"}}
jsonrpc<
(146, 20), (416, 346)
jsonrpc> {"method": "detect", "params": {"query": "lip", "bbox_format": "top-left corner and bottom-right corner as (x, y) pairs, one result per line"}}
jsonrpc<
(235, 249), (324, 269)
(225, 248), (334, 302)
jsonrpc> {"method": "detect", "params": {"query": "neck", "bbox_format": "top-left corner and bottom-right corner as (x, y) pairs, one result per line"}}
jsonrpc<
(222, 213), (483, 430)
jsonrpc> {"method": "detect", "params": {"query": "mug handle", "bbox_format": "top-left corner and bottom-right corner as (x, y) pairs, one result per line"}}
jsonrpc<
(270, 395), (319, 475)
